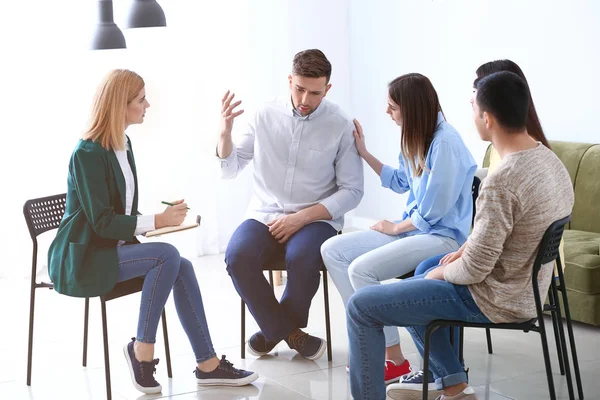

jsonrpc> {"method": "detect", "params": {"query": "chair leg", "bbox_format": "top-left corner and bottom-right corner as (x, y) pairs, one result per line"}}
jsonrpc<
(83, 297), (90, 367)
(241, 299), (246, 359)
(322, 271), (333, 362)
(26, 284), (36, 386)
(557, 264), (584, 399)
(161, 309), (172, 378)
(422, 324), (439, 400)
(548, 283), (565, 375)
(458, 326), (464, 367)
(101, 299), (112, 400)
(550, 276), (575, 400)
(485, 328), (493, 354)
(268, 270), (274, 288)
(537, 304), (557, 400)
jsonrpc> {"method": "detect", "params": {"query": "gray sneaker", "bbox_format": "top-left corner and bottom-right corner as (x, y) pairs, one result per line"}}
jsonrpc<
(434, 386), (478, 400)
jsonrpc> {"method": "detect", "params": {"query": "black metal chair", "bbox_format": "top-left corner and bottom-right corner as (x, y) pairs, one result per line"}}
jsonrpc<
(24, 194), (173, 400)
(398, 176), (495, 354)
(421, 215), (584, 400)
(240, 260), (333, 362)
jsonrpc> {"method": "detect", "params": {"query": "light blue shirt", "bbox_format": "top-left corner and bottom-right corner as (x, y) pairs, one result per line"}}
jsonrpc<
(380, 112), (476, 245)
(219, 97), (364, 232)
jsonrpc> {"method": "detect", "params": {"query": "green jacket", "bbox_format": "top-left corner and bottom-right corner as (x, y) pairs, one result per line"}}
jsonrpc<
(48, 137), (141, 297)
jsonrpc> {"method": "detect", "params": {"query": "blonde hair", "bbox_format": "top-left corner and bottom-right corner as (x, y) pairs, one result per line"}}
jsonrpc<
(83, 69), (145, 151)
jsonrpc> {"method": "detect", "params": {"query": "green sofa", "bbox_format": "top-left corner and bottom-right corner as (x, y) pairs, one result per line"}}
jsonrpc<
(484, 140), (600, 326)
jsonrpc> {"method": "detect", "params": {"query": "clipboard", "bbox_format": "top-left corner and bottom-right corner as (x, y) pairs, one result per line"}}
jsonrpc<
(146, 215), (201, 238)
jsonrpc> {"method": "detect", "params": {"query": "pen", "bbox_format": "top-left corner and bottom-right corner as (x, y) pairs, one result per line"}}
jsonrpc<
(161, 201), (190, 210)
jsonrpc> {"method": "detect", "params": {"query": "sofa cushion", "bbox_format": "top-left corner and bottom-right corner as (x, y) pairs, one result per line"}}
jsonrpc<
(571, 144), (600, 234)
(563, 230), (600, 295)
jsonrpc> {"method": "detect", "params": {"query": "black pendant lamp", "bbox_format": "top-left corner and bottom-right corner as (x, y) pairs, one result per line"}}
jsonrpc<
(125, 0), (167, 28)
(90, 0), (127, 50)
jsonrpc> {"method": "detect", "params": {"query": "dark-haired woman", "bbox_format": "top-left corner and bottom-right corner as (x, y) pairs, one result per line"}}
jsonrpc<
(321, 73), (476, 383)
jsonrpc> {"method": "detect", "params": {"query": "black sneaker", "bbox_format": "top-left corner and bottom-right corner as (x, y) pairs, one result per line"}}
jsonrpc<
(123, 338), (162, 394)
(247, 331), (280, 357)
(386, 370), (441, 400)
(284, 329), (326, 360)
(195, 355), (259, 386)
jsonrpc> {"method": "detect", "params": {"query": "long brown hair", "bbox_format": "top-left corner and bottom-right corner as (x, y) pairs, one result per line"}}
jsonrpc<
(389, 73), (442, 177)
(474, 60), (550, 148)
(83, 69), (145, 151)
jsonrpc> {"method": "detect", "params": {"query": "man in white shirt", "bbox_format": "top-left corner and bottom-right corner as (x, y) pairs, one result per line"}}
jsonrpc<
(218, 49), (364, 360)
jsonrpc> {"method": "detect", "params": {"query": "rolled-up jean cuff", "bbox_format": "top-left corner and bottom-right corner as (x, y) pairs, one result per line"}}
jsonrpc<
(136, 336), (156, 344)
(436, 371), (468, 390)
(196, 352), (217, 364)
(385, 338), (400, 347)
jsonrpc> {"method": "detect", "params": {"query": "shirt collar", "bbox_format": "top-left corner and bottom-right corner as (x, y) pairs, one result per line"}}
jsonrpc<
(287, 97), (327, 121)
(436, 111), (446, 128)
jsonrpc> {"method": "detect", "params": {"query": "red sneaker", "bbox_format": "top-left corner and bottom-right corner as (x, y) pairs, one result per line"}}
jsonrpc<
(384, 359), (411, 384)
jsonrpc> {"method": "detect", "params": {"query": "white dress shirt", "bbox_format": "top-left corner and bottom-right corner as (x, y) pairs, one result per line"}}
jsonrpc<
(114, 146), (155, 244)
(219, 97), (364, 231)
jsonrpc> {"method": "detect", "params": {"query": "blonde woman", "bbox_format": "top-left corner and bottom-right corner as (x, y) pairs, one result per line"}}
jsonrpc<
(48, 69), (257, 395)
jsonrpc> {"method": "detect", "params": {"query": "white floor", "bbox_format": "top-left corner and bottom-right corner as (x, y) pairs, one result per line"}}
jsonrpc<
(1, 254), (598, 400)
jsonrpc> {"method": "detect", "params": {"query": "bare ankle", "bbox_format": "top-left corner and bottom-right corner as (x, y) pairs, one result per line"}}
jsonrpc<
(133, 341), (154, 362)
(197, 357), (220, 373)
(385, 344), (406, 365)
(444, 382), (468, 397)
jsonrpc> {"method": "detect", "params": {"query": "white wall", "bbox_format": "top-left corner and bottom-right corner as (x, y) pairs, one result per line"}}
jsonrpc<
(0, 0), (353, 279)
(348, 0), (600, 226)
(1, 0), (598, 278)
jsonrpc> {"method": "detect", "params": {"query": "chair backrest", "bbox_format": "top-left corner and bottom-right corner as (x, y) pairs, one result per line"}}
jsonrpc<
(471, 176), (481, 225)
(23, 194), (67, 240)
(531, 215), (571, 290)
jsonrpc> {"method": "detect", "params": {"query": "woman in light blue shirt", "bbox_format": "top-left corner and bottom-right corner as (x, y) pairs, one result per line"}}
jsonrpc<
(321, 73), (476, 383)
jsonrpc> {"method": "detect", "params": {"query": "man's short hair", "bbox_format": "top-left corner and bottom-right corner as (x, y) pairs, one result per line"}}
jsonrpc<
(292, 49), (332, 83)
(475, 71), (530, 132)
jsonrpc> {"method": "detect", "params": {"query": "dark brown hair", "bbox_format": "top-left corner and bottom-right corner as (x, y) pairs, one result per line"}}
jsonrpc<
(389, 73), (442, 177)
(292, 49), (332, 83)
(474, 60), (550, 148)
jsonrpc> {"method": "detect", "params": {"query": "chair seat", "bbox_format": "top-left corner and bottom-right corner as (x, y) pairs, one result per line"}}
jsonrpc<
(429, 318), (538, 332)
(103, 277), (145, 301)
(263, 258), (327, 272)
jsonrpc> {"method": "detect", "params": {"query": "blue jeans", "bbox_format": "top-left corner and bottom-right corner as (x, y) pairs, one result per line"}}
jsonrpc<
(414, 253), (463, 372)
(415, 252), (450, 275)
(225, 219), (337, 342)
(117, 242), (217, 363)
(347, 276), (490, 400)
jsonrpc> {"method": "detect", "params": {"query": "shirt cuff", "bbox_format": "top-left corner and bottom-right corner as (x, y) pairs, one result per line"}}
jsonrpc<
(135, 215), (156, 236)
(216, 146), (237, 164)
(380, 165), (395, 188)
(443, 259), (464, 284)
(410, 210), (432, 233)
(320, 197), (341, 220)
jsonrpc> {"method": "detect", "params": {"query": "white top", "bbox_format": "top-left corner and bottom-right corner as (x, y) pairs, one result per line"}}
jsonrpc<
(114, 147), (155, 245)
(218, 97), (364, 231)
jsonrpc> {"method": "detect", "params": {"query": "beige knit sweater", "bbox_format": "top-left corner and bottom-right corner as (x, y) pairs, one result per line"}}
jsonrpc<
(444, 144), (574, 323)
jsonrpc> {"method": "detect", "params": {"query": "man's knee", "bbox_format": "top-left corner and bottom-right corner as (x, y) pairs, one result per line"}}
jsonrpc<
(287, 243), (323, 274)
(225, 220), (270, 275)
(347, 290), (374, 326)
